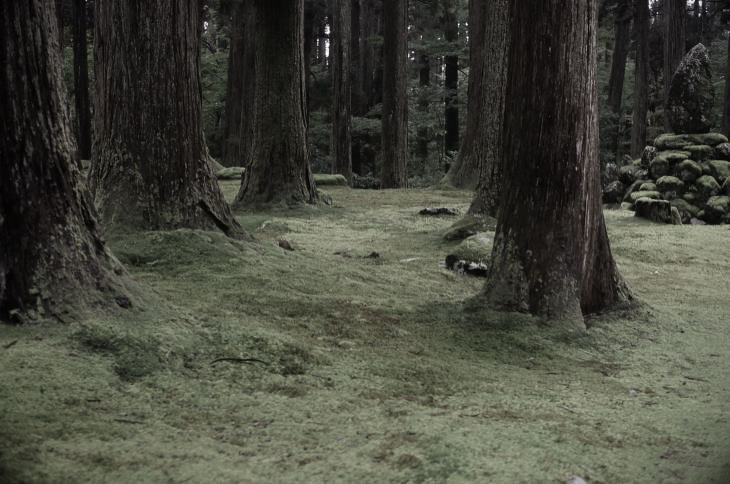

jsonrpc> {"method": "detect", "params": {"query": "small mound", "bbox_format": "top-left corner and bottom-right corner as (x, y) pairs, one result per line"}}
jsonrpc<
(314, 174), (349, 186)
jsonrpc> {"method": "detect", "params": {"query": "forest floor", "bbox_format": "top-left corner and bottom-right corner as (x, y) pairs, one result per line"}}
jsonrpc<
(1, 183), (729, 483)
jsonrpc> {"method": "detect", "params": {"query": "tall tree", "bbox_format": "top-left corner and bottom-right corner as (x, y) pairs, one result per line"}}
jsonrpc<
(91, 0), (244, 237)
(722, 34), (730, 136)
(361, 0), (382, 110)
(631, 0), (650, 156)
(221, 0), (256, 167)
(1, 0), (136, 322)
(331, 0), (353, 184)
(664, 0), (686, 131)
(447, 0), (509, 214)
(71, 0), (91, 160)
(351, 0), (365, 115)
(607, 0), (632, 114)
(234, 0), (318, 206)
(442, 0), (459, 156)
(482, 0), (629, 325)
(380, 0), (408, 188)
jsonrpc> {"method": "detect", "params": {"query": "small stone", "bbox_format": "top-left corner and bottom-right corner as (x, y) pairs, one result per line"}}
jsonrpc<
(702, 196), (730, 224)
(714, 142), (730, 160)
(634, 198), (675, 224)
(419, 207), (459, 216)
(603, 180), (626, 204)
(277, 240), (295, 251)
(568, 477), (587, 484)
(690, 217), (707, 225)
(666, 44), (715, 133)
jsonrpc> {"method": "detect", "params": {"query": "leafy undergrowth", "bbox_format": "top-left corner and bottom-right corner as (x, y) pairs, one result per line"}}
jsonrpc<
(1, 185), (729, 483)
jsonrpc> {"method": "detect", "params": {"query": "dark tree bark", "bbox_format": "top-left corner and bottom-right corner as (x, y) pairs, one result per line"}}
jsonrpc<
(482, 0), (629, 326)
(447, 0), (509, 216)
(361, 0), (382, 109)
(331, 0), (353, 184)
(380, 0), (408, 188)
(221, 0), (256, 167)
(351, 0), (365, 116)
(90, 0), (244, 237)
(55, 0), (64, 49)
(631, 0), (650, 156)
(71, 0), (91, 160)
(416, 50), (431, 169)
(442, 0), (459, 155)
(234, 0), (318, 207)
(1, 0), (136, 322)
(607, 0), (631, 114)
(722, 33), (730, 136)
(664, 0), (686, 131)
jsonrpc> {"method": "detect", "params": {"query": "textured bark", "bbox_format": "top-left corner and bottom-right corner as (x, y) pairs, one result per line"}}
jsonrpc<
(483, 0), (629, 325)
(351, 0), (365, 116)
(416, 51), (431, 169)
(55, 0), (64, 49)
(664, 0), (686, 131)
(234, 0), (318, 207)
(91, 0), (244, 237)
(723, 33), (730, 136)
(631, 0), (650, 156)
(380, 0), (408, 188)
(442, 0), (459, 155)
(1, 0), (136, 322)
(72, 0), (91, 160)
(331, 0), (353, 184)
(607, 0), (631, 114)
(221, 0), (256, 167)
(361, 0), (382, 109)
(449, 0), (509, 217)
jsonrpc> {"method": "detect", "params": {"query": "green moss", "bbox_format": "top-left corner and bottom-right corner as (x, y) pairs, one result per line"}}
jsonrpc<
(685, 144), (714, 161)
(629, 190), (661, 204)
(2, 187), (730, 483)
(638, 182), (657, 192)
(655, 175), (684, 193)
(703, 160), (730, 183)
(216, 166), (245, 180)
(442, 215), (495, 241)
(654, 134), (693, 150)
(676, 159), (703, 183)
(313, 173), (349, 186)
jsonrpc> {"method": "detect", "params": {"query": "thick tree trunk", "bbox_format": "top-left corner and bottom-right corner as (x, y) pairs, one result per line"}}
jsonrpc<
(221, 0), (256, 167)
(331, 0), (353, 184)
(664, 0), (686, 131)
(1, 0), (136, 322)
(631, 0), (650, 156)
(380, 0), (408, 188)
(55, 0), (64, 50)
(607, 0), (631, 114)
(722, 34), (730, 136)
(361, 0), (382, 109)
(483, 0), (629, 326)
(351, 0), (365, 116)
(442, 0), (459, 156)
(416, 51), (431, 170)
(71, 0), (91, 160)
(91, 0), (244, 237)
(234, 0), (318, 207)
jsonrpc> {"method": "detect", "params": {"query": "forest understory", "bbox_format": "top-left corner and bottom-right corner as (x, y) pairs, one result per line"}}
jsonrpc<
(1, 183), (728, 483)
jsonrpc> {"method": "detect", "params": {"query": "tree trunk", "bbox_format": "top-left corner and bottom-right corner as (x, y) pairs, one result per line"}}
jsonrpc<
(361, 0), (382, 109)
(722, 33), (730, 136)
(416, 50), (431, 170)
(55, 0), (64, 50)
(482, 0), (630, 326)
(71, 0), (91, 160)
(234, 0), (318, 207)
(380, 0), (408, 188)
(664, 0), (686, 131)
(331, 0), (353, 184)
(631, 0), (650, 156)
(1, 0), (136, 322)
(221, 0), (256, 167)
(442, 0), (459, 156)
(607, 0), (631, 114)
(447, 0), (509, 215)
(90, 0), (244, 237)
(351, 0), (365, 116)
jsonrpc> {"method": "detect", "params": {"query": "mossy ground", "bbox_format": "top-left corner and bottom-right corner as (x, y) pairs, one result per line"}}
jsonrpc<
(1, 185), (729, 483)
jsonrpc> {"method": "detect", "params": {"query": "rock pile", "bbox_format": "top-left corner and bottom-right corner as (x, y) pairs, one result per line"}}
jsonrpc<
(604, 133), (730, 224)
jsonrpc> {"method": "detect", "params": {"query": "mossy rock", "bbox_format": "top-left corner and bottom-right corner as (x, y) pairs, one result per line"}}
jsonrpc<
(654, 134), (693, 151)
(685, 144), (714, 161)
(650, 151), (689, 178)
(694, 175), (721, 203)
(638, 182), (657, 192)
(656, 176), (684, 194)
(641, 145), (658, 168)
(216, 166), (245, 180)
(670, 198), (701, 224)
(675, 159), (703, 183)
(618, 165), (638, 185)
(634, 198), (678, 224)
(682, 191), (699, 205)
(629, 190), (661, 205)
(603, 180), (626, 204)
(314, 174), (349, 186)
(703, 160), (730, 183)
(446, 233), (493, 264)
(714, 142), (730, 160)
(702, 195), (730, 224)
(689, 133), (728, 146)
(622, 179), (646, 203)
(722, 178), (730, 196)
(443, 215), (495, 241)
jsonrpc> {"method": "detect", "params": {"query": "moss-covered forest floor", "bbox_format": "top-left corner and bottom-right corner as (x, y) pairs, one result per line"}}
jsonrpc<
(1, 183), (729, 483)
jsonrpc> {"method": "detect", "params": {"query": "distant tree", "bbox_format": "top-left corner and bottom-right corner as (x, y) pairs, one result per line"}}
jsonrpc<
(723, 33), (730, 136)
(442, 0), (459, 156)
(631, 0), (650, 156)
(91, 0), (244, 237)
(1, 0), (136, 322)
(221, 0), (256, 167)
(607, 0), (632, 114)
(380, 0), (408, 188)
(331, 0), (354, 184)
(482, 0), (629, 325)
(448, 0), (509, 215)
(72, 0), (91, 160)
(664, 0), (686, 130)
(234, 0), (318, 206)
